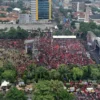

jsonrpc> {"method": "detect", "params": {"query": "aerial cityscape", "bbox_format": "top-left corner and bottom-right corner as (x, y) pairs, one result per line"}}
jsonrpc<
(0, 0), (100, 100)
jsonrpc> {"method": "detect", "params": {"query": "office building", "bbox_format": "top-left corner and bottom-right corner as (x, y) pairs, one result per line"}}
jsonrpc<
(72, 1), (85, 12)
(31, 0), (52, 23)
(19, 14), (31, 24)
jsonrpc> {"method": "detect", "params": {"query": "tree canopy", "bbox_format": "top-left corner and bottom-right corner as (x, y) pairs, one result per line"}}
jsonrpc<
(33, 80), (74, 100)
(5, 87), (27, 100)
(0, 27), (29, 39)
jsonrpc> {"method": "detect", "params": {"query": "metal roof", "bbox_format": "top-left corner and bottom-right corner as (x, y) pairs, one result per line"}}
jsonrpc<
(90, 14), (100, 19)
(53, 35), (76, 38)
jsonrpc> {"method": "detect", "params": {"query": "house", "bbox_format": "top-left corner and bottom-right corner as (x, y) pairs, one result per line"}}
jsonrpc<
(73, 12), (85, 22)
(0, 6), (9, 11)
(89, 14), (100, 25)
(19, 14), (31, 24)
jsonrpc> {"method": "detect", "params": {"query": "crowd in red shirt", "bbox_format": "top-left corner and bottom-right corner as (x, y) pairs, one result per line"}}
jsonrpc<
(36, 38), (94, 68)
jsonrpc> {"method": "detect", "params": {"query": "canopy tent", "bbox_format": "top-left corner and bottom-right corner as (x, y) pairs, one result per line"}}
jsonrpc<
(53, 35), (76, 39)
(1, 81), (10, 87)
(86, 87), (94, 92)
(13, 8), (21, 12)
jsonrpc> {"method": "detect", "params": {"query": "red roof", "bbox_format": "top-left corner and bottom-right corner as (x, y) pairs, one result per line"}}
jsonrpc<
(73, 12), (85, 18)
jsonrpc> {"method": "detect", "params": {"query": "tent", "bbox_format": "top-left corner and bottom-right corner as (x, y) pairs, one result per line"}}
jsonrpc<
(1, 81), (10, 87)
(87, 87), (94, 92)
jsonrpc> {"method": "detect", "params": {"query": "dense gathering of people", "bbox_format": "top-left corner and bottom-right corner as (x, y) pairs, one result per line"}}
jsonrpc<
(0, 39), (33, 74)
(0, 38), (95, 72)
(0, 39), (25, 50)
(64, 81), (100, 100)
(36, 38), (94, 68)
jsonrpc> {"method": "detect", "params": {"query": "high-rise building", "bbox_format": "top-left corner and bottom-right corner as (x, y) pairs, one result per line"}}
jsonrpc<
(31, 0), (52, 23)
(19, 14), (31, 24)
(63, 0), (70, 9)
(72, 1), (85, 12)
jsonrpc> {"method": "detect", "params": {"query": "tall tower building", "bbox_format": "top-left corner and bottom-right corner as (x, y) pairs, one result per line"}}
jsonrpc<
(63, 0), (70, 9)
(84, 3), (92, 23)
(72, 1), (85, 12)
(31, 0), (52, 23)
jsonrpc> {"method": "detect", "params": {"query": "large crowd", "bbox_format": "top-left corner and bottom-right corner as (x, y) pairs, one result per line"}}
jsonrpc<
(36, 38), (94, 68)
(0, 38), (95, 71)
(0, 39), (33, 74)
(0, 39), (25, 50)
(64, 81), (100, 100)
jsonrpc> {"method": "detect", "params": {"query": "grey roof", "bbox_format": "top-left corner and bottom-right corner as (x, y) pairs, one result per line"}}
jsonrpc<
(71, 0), (89, 2)
(89, 14), (100, 19)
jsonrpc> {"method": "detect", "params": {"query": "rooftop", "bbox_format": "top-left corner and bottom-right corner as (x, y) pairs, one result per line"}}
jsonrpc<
(90, 14), (100, 19)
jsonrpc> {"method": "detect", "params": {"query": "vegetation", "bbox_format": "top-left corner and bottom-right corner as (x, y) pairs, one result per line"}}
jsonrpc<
(79, 22), (100, 39)
(5, 87), (27, 100)
(92, 7), (100, 13)
(0, 61), (100, 99)
(0, 26), (29, 39)
(33, 80), (74, 100)
(21, 64), (100, 83)
(1, 62), (100, 84)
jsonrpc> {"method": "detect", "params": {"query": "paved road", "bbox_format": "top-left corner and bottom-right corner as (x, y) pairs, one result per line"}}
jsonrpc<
(88, 45), (100, 64)
(0, 23), (56, 30)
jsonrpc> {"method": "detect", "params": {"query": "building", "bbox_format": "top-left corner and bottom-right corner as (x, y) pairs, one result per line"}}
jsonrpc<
(90, 14), (100, 25)
(73, 12), (85, 22)
(0, 6), (9, 11)
(23, 1), (31, 9)
(84, 4), (92, 23)
(19, 14), (31, 24)
(71, 1), (85, 12)
(31, 0), (52, 23)
(63, 0), (70, 9)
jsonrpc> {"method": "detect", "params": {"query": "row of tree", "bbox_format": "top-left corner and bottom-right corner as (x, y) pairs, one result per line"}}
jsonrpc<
(1, 61), (100, 84)
(1, 62), (100, 84)
(0, 27), (29, 39)
(22, 64), (100, 84)
(78, 22), (100, 40)
(1, 62), (100, 100)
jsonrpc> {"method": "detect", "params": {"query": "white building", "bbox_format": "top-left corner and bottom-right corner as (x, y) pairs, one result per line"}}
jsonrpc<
(30, 0), (37, 23)
(19, 14), (31, 24)
(63, 0), (70, 9)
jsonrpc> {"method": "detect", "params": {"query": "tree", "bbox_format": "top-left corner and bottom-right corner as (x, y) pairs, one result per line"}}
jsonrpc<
(0, 67), (4, 83)
(58, 64), (71, 81)
(49, 69), (60, 80)
(58, 89), (75, 100)
(35, 66), (49, 80)
(33, 80), (74, 100)
(88, 22), (97, 29)
(17, 0), (23, 9)
(22, 64), (37, 83)
(0, 93), (4, 100)
(57, 24), (63, 30)
(90, 67), (100, 80)
(7, 7), (13, 12)
(2, 70), (16, 82)
(33, 80), (54, 100)
(71, 67), (83, 80)
(2, 27), (29, 39)
(5, 87), (27, 100)
(7, 27), (17, 39)
(79, 22), (98, 39)
(3, 61), (15, 70)
(16, 27), (29, 39)
(82, 66), (91, 79)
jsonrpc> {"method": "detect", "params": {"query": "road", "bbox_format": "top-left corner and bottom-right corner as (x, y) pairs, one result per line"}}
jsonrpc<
(0, 23), (56, 30)
(87, 45), (100, 64)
